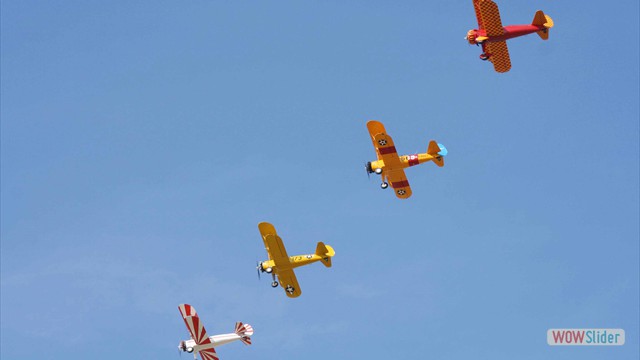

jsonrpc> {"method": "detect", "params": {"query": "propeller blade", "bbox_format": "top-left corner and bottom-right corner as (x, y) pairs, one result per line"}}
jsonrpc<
(365, 162), (370, 179)
(256, 262), (261, 280)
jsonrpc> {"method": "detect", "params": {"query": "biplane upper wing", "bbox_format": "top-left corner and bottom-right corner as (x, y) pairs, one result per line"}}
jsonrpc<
(386, 169), (412, 199)
(485, 41), (511, 73)
(258, 222), (280, 260)
(367, 121), (403, 169)
(178, 304), (219, 360)
(476, 0), (505, 36)
(262, 232), (290, 266)
(472, 0), (484, 29)
(276, 268), (302, 298)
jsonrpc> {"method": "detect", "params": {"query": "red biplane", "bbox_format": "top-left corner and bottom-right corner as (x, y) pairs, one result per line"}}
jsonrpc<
(466, 0), (554, 73)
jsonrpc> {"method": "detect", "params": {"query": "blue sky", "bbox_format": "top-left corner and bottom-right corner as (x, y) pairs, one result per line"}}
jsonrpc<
(1, 1), (638, 359)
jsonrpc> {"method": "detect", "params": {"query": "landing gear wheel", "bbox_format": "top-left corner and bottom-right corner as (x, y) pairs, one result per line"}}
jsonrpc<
(374, 168), (383, 174)
(271, 281), (279, 288)
(381, 182), (389, 189)
(479, 53), (489, 61)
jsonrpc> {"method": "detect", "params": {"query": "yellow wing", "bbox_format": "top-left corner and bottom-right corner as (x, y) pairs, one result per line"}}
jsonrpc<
(478, 0), (504, 36)
(486, 41), (511, 73)
(263, 233), (290, 267)
(386, 169), (412, 199)
(258, 222), (279, 260)
(276, 268), (301, 298)
(367, 121), (403, 169)
(366, 120), (387, 160)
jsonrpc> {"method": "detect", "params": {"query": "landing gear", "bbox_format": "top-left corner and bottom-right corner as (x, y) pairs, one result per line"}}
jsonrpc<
(479, 53), (490, 61)
(271, 281), (279, 288)
(381, 182), (389, 189)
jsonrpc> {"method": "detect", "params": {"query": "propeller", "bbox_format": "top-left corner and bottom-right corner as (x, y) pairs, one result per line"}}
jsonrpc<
(256, 261), (262, 280)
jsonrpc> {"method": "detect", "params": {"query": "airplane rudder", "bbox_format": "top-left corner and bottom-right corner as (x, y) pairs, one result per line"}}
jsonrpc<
(315, 242), (334, 267)
(533, 10), (553, 40)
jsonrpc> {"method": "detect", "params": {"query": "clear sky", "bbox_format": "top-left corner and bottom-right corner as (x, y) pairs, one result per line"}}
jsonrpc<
(1, 1), (638, 359)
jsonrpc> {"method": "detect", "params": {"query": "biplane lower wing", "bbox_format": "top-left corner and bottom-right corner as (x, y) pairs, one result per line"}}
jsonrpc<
(276, 268), (302, 298)
(197, 348), (219, 360)
(386, 169), (412, 199)
(485, 41), (511, 73)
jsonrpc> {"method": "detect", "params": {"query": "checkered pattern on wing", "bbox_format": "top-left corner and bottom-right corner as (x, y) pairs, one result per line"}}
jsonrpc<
(478, 0), (504, 36)
(472, 0), (484, 29)
(486, 41), (511, 73)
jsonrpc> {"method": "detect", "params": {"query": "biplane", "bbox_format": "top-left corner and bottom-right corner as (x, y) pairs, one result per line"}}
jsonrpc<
(365, 120), (447, 199)
(177, 304), (253, 360)
(256, 222), (335, 298)
(466, 0), (554, 73)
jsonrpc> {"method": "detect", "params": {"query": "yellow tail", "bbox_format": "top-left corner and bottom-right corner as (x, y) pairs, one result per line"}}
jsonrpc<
(532, 10), (553, 40)
(315, 242), (335, 268)
(427, 140), (446, 168)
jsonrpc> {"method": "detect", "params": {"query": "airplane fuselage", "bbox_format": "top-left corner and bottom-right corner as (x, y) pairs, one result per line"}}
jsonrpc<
(180, 333), (243, 353)
(466, 24), (547, 45)
(260, 253), (324, 272)
(369, 151), (440, 173)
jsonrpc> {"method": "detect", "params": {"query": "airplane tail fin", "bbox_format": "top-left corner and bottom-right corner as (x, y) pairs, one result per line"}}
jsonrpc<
(532, 10), (553, 40)
(234, 322), (254, 345)
(427, 140), (447, 167)
(315, 242), (335, 268)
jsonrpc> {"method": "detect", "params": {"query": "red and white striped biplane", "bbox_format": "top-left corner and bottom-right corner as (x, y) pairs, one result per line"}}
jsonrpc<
(177, 304), (253, 360)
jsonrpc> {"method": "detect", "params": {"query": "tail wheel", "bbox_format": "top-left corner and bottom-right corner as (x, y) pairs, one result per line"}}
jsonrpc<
(381, 182), (389, 189)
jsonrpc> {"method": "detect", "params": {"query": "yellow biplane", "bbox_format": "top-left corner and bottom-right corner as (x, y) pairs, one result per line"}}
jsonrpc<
(256, 222), (335, 298)
(365, 120), (447, 199)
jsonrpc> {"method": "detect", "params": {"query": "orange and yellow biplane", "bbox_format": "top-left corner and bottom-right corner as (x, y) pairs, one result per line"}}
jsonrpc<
(466, 0), (554, 73)
(256, 222), (335, 298)
(365, 120), (447, 199)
